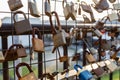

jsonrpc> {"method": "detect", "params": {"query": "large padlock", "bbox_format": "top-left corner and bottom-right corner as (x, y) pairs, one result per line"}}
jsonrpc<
(74, 64), (93, 80)
(13, 11), (32, 34)
(8, 0), (23, 11)
(32, 27), (44, 53)
(28, 0), (41, 17)
(16, 62), (38, 80)
(44, 0), (51, 16)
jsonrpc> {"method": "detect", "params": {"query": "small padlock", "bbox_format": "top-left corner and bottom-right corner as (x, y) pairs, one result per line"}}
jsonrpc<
(108, 8), (119, 21)
(32, 27), (44, 53)
(74, 64), (93, 80)
(113, 3), (120, 10)
(95, 16), (108, 29)
(29, 0), (41, 17)
(44, 0), (51, 16)
(92, 26), (103, 37)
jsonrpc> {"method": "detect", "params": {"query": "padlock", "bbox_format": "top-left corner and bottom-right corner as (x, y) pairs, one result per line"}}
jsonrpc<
(113, 3), (120, 10)
(110, 47), (120, 59)
(92, 26), (103, 38)
(32, 27), (44, 53)
(49, 11), (67, 48)
(4, 44), (27, 61)
(44, 0), (51, 16)
(83, 39), (98, 54)
(8, 0), (23, 11)
(81, 1), (92, 13)
(82, 14), (91, 23)
(74, 64), (93, 80)
(13, 11), (32, 34)
(16, 62), (38, 80)
(62, 0), (71, 20)
(104, 59), (118, 72)
(62, 1), (77, 20)
(70, 1), (77, 20)
(94, 16), (108, 29)
(85, 51), (96, 63)
(108, 8), (119, 21)
(57, 48), (68, 62)
(91, 63), (105, 77)
(92, 0), (109, 13)
(28, 0), (41, 17)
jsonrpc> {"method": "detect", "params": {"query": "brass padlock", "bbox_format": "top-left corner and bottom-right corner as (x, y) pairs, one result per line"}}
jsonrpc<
(16, 62), (38, 80)
(32, 27), (44, 53)
(4, 44), (27, 61)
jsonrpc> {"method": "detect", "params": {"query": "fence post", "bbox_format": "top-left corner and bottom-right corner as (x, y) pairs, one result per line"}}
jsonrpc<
(2, 36), (9, 80)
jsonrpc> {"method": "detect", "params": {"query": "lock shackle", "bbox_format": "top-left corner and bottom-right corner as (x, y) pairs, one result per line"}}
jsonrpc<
(49, 11), (61, 35)
(62, 0), (67, 8)
(82, 38), (92, 49)
(8, 44), (24, 50)
(74, 64), (83, 72)
(32, 27), (42, 39)
(16, 62), (33, 78)
(13, 11), (27, 23)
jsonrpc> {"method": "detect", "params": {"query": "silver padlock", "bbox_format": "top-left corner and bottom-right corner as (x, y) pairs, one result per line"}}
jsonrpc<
(92, 27), (103, 37)
(44, 0), (51, 16)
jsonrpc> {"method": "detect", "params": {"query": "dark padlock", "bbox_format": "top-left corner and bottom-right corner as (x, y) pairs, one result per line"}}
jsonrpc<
(13, 11), (32, 34)
(95, 16), (108, 29)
